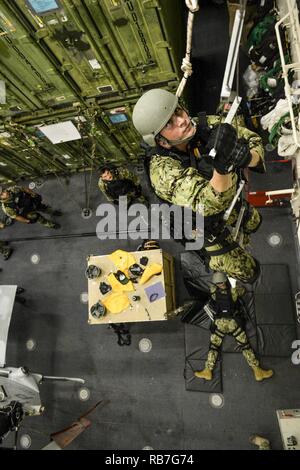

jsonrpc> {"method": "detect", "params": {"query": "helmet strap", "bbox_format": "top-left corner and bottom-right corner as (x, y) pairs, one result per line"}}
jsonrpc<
(165, 119), (197, 146)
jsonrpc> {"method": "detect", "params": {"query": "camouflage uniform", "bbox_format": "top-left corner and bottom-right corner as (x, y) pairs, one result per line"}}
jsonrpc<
(98, 167), (147, 206)
(1, 186), (58, 228)
(148, 116), (264, 283)
(205, 285), (259, 371)
(257, 440), (271, 450)
(0, 240), (10, 258)
(0, 216), (12, 259)
(0, 213), (13, 228)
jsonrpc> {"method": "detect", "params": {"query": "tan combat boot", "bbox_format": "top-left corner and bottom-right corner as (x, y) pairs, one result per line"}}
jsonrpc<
(194, 368), (212, 381)
(252, 366), (274, 382)
(249, 435), (271, 450)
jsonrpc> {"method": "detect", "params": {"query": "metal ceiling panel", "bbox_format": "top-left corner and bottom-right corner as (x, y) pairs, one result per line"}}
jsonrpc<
(0, 0), (185, 181)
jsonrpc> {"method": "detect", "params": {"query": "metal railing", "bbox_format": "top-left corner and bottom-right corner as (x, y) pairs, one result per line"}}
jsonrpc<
(275, 0), (300, 149)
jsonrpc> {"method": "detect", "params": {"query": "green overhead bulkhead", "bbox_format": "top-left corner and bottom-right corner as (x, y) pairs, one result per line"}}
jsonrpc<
(0, 94), (156, 181)
(0, 0), (185, 182)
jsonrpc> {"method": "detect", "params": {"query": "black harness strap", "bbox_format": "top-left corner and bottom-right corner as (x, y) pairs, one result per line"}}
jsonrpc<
(7, 191), (35, 215)
(231, 326), (252, 349)
(206, 242), (239, 257)
(231, 326), (243, 338)
(203, 211), (241, 257)
(238, 342), (252, 351)
(212, 329), (225, 340)
(142, 139), (241, 258)
(210, 342), (221, 352)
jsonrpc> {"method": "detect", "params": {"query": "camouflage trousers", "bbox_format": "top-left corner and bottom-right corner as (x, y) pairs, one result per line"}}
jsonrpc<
(0, 240), (10, 257)
(205, 317), (259, 371)
(0, 241), (12, 259)
(207, 241), (259, 283)
(26, 211), (57, 228)
(206, 206), (261, 283)
(0, 215), (13, 229)
(127, 189), (148, 207)
(228, 205), (261, 235)
(258, 442), (271, 450)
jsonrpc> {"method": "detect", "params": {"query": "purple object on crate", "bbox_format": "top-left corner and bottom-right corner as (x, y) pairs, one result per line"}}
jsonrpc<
(144, 282), (165, 303)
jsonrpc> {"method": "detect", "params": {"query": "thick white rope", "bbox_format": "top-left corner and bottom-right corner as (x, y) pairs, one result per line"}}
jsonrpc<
(185, 0), (199, 13)
(176, 0), (199, 97)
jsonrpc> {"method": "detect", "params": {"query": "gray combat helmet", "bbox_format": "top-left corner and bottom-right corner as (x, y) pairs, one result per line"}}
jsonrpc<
(132, 89), (178, 147)
(212, 272), (228, 284)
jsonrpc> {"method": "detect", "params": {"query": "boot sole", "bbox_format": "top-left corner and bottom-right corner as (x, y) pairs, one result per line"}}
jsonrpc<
(194, 374), (212, 381)
(255, 375), (273, 381)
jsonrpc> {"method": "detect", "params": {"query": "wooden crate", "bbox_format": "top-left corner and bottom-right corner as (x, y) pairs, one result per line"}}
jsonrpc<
(87, 249), (176, 325)
(277, 409), (300, 450)
(162, 250), (176, 313)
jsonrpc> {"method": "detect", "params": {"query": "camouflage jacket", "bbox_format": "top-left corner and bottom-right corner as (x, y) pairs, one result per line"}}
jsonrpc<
(98, 168), (140, 202)
(149, 115), (264, 217)
(210, 284), (246, 302)
(1, 186), (31, 219)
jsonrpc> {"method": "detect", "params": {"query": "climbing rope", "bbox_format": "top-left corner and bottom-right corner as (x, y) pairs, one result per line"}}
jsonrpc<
(85, 110), (97, 211)
(176, 0), (199, 98)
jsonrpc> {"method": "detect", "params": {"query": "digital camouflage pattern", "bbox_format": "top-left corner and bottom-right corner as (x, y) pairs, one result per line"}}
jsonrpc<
(205, 317), (259, 370)
(25, 212), (58, 228)
(0, 240), (11, 259)
(207, 206), (261, 282)
(227, 204), (261, 234)
(0, 240), (7, 255)
(148, 116), (263, 282)
(150, 156), (239, 215)
(205, 286), (259, 371)
(98, 167), (146, 204)
(149, 115), (264, 214)
(1, 185), (34, 219)
(206, 235), (258, 282)
(1, 186), (58, 228)
(0, 212), (13, 229)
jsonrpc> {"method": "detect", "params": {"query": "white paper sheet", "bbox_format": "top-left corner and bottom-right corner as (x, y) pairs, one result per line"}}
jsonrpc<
(0, 285), (17, 367)
(38, 121), (81, 144)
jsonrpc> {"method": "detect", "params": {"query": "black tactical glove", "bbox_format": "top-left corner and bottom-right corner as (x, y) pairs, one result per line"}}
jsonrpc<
(206, 123), (237, 174)
(229, 138), (252, 169)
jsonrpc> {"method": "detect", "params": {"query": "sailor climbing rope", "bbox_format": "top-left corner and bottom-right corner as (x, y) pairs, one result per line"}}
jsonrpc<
(132, 0), (264, 283)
